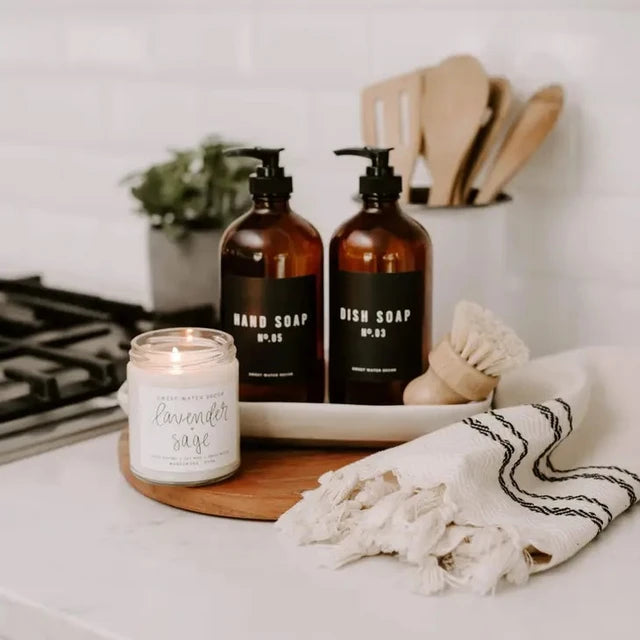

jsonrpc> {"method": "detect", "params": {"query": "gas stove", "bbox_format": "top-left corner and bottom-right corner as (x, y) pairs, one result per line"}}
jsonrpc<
(0, 276), (214, 463)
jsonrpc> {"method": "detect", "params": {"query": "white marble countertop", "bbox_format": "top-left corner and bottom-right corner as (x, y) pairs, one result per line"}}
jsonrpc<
(1, 429), (638, 640)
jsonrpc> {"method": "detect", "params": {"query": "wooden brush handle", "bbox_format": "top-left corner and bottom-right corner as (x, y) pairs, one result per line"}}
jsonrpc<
(429, 338), (499, 402)
(413, 368), (469, 404)
(403, 337), (500, 405)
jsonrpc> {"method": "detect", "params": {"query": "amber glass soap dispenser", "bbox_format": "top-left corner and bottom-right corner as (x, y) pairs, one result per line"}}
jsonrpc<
(329, 147), (432, 405)
(220, 147), (324, 402)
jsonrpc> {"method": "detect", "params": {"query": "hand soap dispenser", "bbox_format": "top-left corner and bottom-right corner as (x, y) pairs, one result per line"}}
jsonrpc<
(220, 147), (324, 402)
(329, 147), (432, 405)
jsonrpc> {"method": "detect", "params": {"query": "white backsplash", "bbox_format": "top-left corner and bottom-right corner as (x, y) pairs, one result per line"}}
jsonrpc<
(1, 0), (639, 355)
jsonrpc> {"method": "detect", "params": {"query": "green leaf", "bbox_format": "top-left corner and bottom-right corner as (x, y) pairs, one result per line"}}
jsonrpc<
(121, 134), (254, 241)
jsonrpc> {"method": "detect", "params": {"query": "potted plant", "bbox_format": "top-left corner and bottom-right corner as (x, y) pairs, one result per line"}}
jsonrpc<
(123, 136), (254, 317)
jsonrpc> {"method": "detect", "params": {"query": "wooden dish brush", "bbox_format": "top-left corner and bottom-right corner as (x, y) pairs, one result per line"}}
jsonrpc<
(404, 301), (529, 405)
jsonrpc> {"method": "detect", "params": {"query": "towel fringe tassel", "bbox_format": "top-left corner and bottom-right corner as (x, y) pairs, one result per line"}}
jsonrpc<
(276, 469), (532, 595)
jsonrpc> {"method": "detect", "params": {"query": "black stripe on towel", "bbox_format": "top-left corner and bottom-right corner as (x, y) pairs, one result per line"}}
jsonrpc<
(532, 402), (637, 508)
(489, 410), (613, 525)
(555, 398), (640, 487)
(464, 416), (604, 532)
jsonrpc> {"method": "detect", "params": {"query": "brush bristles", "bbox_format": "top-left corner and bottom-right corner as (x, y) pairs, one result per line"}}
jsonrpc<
(450, 301), (529, 376)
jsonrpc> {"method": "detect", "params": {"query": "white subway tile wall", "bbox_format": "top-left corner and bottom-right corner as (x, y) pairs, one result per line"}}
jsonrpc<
(0, 0), (638, 354)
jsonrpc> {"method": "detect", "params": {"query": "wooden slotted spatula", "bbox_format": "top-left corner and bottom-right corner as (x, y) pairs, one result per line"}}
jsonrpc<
(422, 55), (489, 207)
(452, 76), (512, 205)
(475, 84), (564, 205)
(361, 70), (422, 203)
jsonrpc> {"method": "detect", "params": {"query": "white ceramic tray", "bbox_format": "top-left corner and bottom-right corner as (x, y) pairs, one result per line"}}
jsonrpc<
(239, 398), (490, 444)
(117, 382), (489, 445)
(240, 353), (590, 444)
(118, 352), (590, 445)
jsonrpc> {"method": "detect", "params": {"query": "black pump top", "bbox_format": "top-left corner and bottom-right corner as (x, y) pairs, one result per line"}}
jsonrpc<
(224, 147), (293, 196)
(334, 147), (402, 196)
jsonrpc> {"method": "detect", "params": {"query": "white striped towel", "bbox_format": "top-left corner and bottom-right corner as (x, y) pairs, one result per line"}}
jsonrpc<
(276, 347), (640, 594)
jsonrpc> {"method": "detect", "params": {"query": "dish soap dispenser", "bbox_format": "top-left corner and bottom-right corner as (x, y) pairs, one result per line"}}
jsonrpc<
(330, 147), (432, 405)
(220, 147), (324, 402)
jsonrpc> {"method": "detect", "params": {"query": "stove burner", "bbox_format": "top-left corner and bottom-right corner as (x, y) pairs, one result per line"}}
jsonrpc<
(0, 324), (119, 421)
(0, 276), (215, 437)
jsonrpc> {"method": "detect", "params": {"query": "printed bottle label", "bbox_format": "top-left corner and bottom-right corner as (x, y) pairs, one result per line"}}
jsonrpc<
(221, 274), (317, 384)
(135, 383), (239, 474)
(331, 271), (424, 382)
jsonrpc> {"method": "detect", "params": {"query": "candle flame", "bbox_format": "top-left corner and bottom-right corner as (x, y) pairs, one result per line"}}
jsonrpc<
(170, 346), (181, 363)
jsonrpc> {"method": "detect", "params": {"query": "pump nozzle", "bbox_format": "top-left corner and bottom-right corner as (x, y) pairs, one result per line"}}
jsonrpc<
(223, 147), (292, 195)
(334, 147), (392, 170)
(334, 146), (402, 196)
(225, 147), (283, 172)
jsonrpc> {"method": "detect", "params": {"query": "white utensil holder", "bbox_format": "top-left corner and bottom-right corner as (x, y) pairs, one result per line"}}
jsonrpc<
(406, 189), (512, 342)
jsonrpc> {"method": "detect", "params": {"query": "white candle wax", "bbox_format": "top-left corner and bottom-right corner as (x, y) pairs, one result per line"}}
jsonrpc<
(127, 328), (240, 485)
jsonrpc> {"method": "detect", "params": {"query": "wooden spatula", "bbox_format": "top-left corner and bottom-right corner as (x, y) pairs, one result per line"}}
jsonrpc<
(452, 76), (512, 205)
(421, 55), (489, 206)
(361, 70), (422, 203)
(475, 84), (564, 205)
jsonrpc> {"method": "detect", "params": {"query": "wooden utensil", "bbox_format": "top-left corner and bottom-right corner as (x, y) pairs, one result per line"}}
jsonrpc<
(452, 77), (512, 205)
(361, 70), (422, 203)
(421, 55), (489, 206)
(475, 84), (564, 205)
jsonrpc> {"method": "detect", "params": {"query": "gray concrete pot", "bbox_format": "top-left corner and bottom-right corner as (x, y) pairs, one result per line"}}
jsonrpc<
(148, 227), (221, 316)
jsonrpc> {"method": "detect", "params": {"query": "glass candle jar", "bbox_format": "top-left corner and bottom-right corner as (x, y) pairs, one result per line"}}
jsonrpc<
(127, 328), (240, 486)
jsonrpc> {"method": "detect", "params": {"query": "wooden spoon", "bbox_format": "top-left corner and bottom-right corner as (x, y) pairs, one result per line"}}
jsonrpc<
(361, 70), (422, 204)
(421, 55), (489, 206)
(452, 77), (512, 205)
(475, 84), (564, 205)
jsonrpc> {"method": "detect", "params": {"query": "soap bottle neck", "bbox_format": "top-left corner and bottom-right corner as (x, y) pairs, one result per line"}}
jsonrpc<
(252, 195), (292, 214)
(362, 195), (401, 214)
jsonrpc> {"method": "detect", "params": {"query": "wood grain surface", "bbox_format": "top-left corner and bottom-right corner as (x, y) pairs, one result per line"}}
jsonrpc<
(361, 69), (422, 203)
(475, 84), (564, 204)
(421, 55), (489, 206)
(118, 430), (370, 521)
(454, 76), (512, 204)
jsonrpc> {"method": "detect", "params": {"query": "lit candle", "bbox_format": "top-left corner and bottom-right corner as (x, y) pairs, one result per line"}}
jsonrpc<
(127, 328), (240, 486)
(170, 346), (181, 373)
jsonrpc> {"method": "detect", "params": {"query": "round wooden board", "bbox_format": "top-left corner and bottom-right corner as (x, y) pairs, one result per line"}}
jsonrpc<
(118, 430), (369, 521)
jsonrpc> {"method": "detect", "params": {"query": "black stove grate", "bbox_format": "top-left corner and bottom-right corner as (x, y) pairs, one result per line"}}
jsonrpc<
(0, 276), (215, 424)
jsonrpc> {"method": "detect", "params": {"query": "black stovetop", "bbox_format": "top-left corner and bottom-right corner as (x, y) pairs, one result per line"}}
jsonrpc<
(0, 276), (214, 425)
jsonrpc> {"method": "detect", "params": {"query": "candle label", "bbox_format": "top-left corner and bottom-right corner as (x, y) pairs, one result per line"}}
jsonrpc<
(136, 383), (238, 473)
(221, 274), (316, 384)
(330, 271), (424, 381)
